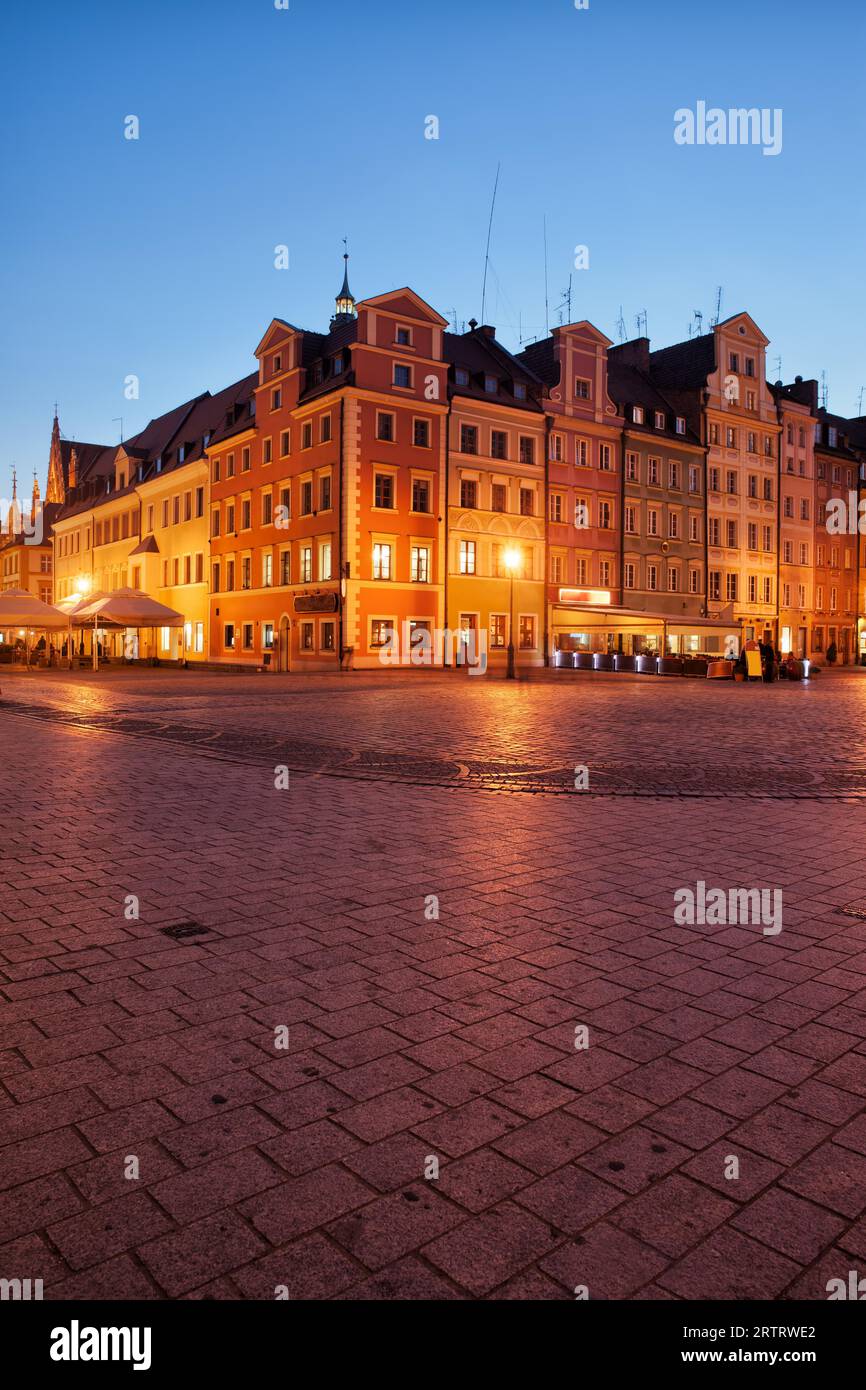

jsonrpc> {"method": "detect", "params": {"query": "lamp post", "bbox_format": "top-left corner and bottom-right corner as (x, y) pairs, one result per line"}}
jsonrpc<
(72, 574), (91, 670)
(503, 547), (521, 680)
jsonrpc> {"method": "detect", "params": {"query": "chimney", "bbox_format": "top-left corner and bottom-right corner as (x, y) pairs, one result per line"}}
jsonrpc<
(611, 337), (650, 372)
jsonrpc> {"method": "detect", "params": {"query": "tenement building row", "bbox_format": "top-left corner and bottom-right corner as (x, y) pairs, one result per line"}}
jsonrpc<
(29, 263), (866, 670)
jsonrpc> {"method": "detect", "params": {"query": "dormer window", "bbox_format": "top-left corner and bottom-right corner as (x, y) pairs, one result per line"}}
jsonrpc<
(119, 472), (126, 489)
(574, 378), (591, 400)
(676, 417), (686, 435)
(333, 353), (344, 375)
(514, 383), (527, 401)
(455, 367), (469, 386)
(250, 397), (256, 417)
(654, 410), (665, 429)
(829, 427), (838, 447)
(273, 354), (282, 374)
(203, 432), (210, 449)
(178, 445), (185, 463)
(633, 406), (644, 424)
(155, 456), (163, 473)
(396, 327), (411, 346)
(484, 375), (498, 394)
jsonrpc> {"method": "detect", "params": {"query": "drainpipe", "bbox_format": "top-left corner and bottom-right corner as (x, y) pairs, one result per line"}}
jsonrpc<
(700, 390), (710, 633)
(338, 395), (345, 668)
(619, 421), (627, 609)
(543, 413), (550, 665)
(443, 395), (451, 669)
(776, 399), (783, 652)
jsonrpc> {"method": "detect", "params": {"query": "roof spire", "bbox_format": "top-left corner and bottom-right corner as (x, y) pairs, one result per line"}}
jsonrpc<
(332, 240), (356, 326)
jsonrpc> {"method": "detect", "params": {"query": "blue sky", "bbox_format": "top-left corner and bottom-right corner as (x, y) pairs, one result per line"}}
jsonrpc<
(1, 0), (864, 503)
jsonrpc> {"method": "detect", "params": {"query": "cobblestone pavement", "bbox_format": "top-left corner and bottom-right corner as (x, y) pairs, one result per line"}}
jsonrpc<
(1, 668), (866, 1300)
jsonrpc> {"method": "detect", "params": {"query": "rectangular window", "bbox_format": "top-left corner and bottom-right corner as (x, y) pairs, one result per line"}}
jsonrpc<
(490, 614), (506, 648)
(302, 422), (313, 449)
(414, 419), (430, 448)
(461, 424), (478, 455)
(492, 483), (507, 513)
(262, 492), (273, 525)
(519, 615), (536, 649)
(320, 541), (332, 580)
(300, 546), (312, 583)
(460, 479), (477, 508)
(280, 550), (290, 585)
(372, 543), (392, 580)
(321, 414), (331, 443)
(412, 477), (430, 513)
(301, 622), (314, 650)
(280, 430), (290, 457)
(519, 437), (535, 466)
(241, 499), (251, 530)
(599, 444), (611, 471)
(394, 364), (412, 389)
(224, 623), (235, 649)
(459, 539), (476, 575)
(321, 621), (335, 651)
(262, 553), (273, 587)
(410, 545), (430, 583)
(301, 481), (313, 515)
(519, 487), (534, 516)
(549, 493), (563, 523)
(263, 438), (272, 464)
(374, 473), (394, 509)
(491, 430), (508, 460)
(626, 452), (638, 481)
(370, 619), (393, 648)
(317, 474), (330, 511)
(241, 556), (251, 590)
(377, 413), (394, 442)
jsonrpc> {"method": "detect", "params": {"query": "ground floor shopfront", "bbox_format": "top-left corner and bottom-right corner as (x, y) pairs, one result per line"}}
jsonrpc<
(550, 602), (740, 661)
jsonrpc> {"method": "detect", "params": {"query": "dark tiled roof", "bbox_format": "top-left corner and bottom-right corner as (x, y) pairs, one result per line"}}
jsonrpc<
(649, 332), (717, 390)
(445, 328), (543, 411)
(207, 372), (258, 447)
(128, 534), (159, 556)
(515, 337), (557, 387)
(608, 348), (702, 447)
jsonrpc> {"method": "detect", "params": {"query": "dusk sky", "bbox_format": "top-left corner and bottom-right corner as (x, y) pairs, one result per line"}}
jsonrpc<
(2, 0), (863, 503)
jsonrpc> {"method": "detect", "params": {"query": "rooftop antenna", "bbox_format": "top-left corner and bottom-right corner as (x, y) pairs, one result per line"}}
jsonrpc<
(615, 306), (627, 343)
(711, 286), (723, 327)
(543, 215), (550, 338)
(112, 416), (124, 442)
(480, 162), (501, 325)
(634, 309), (648, 338)
(856, 386), (865, 416)
(773, 354), (782, 381)
(820, 370), (828, 410)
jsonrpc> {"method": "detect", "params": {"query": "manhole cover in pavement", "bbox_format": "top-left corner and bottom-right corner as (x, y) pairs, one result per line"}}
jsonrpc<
(159, 922), (211, 939)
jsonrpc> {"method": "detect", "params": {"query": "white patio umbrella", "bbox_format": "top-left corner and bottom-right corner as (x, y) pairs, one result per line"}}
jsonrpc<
(0, 587), (69, 669)
(57, 591), (112, 668)
(74, 588), (184, 670)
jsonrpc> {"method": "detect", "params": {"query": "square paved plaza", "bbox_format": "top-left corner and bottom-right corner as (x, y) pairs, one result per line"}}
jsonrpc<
(2, 666), (866, 1300)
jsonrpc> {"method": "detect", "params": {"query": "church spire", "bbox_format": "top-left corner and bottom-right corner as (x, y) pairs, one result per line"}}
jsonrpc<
(46, 405), (66, 503)
(31, 469), (41, 527)
(7, 466), (21, 537)
(331, 242), (356, 327)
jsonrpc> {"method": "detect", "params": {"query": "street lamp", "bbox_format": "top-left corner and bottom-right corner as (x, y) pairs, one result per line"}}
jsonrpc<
(503, 546), (521, 680)
(72, 575), (92, 670)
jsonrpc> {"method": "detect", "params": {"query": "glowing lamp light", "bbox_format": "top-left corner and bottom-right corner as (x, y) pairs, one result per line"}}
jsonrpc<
(503, 547), (522, 575)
